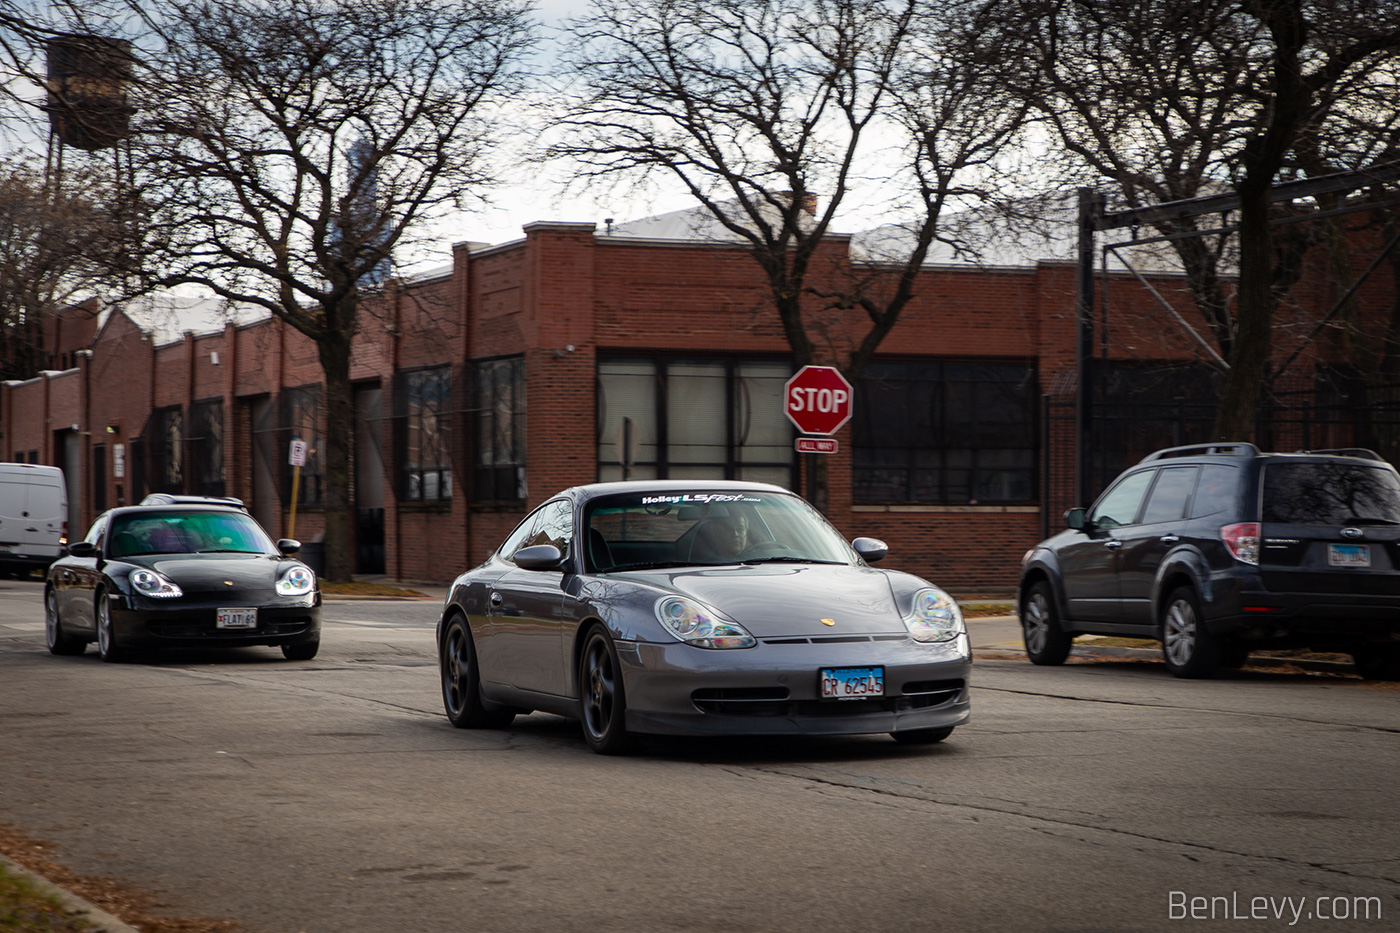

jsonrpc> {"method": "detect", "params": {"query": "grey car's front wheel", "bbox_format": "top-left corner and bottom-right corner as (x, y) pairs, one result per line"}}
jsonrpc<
(579, 626), (633, 755)
(1161, 586), (1220, 678)
(440, 614), (513, 729)
(45, 586), (85, 656)
(1022, 581), (1072, 665)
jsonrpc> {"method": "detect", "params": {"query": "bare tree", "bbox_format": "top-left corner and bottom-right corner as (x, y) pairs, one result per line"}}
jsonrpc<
(109, 0), (534, 580)
(0, 155), (124, 378)
(989, 0), (1400, 440)
(551, 0), (1028, 509)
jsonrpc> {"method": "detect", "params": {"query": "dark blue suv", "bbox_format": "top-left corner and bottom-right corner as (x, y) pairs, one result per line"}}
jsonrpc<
(1018, 443), (1400, 679)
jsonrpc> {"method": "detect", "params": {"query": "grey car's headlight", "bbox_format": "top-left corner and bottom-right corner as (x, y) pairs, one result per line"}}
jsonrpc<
(655, 595), (755, 649)
(903, 587), (964, 643)
(277, 566), (315, 596)
(131, 569), (182, 598)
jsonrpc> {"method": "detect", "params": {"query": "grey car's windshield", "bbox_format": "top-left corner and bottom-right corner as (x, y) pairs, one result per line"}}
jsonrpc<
(108, 511), (277, 558)
(583, 491), (854, 572)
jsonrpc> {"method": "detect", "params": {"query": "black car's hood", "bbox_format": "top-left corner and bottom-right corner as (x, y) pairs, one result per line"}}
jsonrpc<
(615, 563), (905, 637)
(125, 553), (289, 595)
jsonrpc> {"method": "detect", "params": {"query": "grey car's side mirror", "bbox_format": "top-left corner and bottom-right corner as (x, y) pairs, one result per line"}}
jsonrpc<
(1064, 508), (1086, 530)
(852, 537), (889, 563)
(515, 544), (565, 571)
(277, 539), (302, 555)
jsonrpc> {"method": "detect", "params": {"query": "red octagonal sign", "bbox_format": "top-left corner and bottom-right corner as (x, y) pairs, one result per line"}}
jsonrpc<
(784, 365), (854, 436)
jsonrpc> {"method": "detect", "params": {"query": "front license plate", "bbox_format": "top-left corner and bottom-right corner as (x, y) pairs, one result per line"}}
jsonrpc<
(820, 666), (884, 701)
(216, 607), (258, 629)
(1328, 543), (1371, 568)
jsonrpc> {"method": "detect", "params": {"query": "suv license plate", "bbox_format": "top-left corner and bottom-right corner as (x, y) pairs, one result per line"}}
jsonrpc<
(820, 666), (884, 700)
(1328, 544), (1370, 568)
(217, 608), (258, 629)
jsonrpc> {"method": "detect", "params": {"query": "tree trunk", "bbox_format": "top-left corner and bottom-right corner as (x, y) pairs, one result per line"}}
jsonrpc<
(1212, 191), (1274, 441)
(318, 331), (355, 582)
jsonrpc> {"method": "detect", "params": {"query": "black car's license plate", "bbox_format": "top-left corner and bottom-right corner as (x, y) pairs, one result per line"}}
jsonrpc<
(1328, 543), (1370, 568)
(820, 666), (884, 700)
(217, 607), (257, 629)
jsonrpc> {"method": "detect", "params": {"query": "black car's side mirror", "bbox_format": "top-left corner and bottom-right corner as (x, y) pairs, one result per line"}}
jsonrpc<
(515, 544), (565, 571)
(277, 539), (301, 555)
(852, 537), (889, 563)
(1064, 508), (1087, 531)
(67, 541), (97, 558)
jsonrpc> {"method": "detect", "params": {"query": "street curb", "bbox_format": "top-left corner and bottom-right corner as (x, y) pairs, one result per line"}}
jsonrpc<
(0, 853), (142, 933)
(1069, 643), (1356, 674)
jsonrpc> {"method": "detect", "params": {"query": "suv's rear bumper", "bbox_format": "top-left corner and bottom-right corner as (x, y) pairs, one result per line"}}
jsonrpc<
(1205, 575), (1400, 646)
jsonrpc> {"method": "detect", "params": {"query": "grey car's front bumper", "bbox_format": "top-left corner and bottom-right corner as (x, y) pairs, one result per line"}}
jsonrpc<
(615, 634), (972, 737)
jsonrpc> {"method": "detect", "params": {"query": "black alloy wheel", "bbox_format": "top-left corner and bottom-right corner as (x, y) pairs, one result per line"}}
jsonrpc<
(45, 586), (85, 656)
(1351, 646), (1400, 681)
(1022, 580), (1072, 665)
(579, 626), (633, 755)
(440, 613), (513, 728)
(282, 640), (320, 661)
(1161, 585), (1220, 678)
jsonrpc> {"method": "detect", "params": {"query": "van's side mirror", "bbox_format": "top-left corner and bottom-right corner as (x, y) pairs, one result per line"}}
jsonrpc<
(67, 541), (97, 558)
(277, 539), (301, 555)
(1064, 508), (1087, 531)
(852, 537), (889, 563)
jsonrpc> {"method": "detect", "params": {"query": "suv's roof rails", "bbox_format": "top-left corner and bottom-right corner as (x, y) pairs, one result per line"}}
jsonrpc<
(1140, 442), (1260, 462)
(1295, 447), (1386, 461)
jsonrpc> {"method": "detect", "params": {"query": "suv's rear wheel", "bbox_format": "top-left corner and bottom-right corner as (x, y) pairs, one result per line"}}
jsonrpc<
(1351, 646), (1400, 681)
(1022, 581), (1072, 665)
(1161, 586), (1221, 678)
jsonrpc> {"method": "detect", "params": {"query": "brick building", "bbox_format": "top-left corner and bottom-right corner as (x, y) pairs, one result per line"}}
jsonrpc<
(3, 205), (1394, 593)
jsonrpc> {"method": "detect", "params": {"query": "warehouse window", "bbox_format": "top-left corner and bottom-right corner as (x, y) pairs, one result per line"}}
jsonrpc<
(281, 385), (324, 506)
(473, 357), (526, 503)
(398, 366), (453, 502)
(596, 356), (794, 488)
(853, 360), (1037, 504)
(187, 398), (225, 497)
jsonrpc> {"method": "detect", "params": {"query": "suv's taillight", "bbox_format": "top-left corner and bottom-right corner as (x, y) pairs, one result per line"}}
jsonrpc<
(1221, 522), (1260, 564)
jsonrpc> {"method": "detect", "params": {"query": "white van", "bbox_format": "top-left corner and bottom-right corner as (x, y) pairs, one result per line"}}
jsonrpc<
(0, 463), (68, 576)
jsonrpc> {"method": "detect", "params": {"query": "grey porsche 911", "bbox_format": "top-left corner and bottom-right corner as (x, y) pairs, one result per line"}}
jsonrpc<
(437, 481), (971, 754)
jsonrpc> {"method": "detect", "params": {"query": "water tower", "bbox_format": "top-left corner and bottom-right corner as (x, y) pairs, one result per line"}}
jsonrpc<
(45, 34), (134, 151)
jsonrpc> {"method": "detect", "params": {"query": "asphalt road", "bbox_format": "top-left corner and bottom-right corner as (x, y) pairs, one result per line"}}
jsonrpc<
(1, 578), (1397, 933)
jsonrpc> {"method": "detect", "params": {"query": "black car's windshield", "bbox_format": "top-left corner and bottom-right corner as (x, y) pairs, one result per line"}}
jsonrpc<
(583, 490), (854, 572)
(1262, 461), (1400, 525)
(108, 511), (276, 558)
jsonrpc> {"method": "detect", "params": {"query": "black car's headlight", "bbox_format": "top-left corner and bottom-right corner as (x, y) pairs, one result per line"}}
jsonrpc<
(655, 595), (755, 649)
(131, 569), (183, 598)
(277, 566), (316, 597)
(903, 587), (965, 643)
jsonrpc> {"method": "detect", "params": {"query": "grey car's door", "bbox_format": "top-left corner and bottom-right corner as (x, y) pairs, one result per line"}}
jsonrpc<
(1059, 469), (1155, 623)
(1115, 467), (1199, 627)
(489, 498), (574, 695)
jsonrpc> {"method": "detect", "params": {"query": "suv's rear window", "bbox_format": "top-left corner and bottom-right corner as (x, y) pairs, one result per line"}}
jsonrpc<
(1262, 461), (1400, 525)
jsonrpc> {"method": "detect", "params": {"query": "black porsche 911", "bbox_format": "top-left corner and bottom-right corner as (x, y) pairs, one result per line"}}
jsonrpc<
(438, 480), (972, 754)
(45, 505), (321, 662)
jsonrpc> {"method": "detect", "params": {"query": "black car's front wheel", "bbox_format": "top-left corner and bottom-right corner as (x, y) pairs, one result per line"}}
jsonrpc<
(95, 590), (128, 663)
(440, 613), (513, 729)
(579, 626), (633, 755)
(282, 640), (320, 661)
(1022, 581), (1072, 665)
(45, 586), (85, 656)
(1351, 645), (1400, 681)
(1161, 586), (1220, 678)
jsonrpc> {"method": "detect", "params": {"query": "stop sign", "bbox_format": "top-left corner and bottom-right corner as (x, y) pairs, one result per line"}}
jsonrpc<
(784, 365), (853, 435)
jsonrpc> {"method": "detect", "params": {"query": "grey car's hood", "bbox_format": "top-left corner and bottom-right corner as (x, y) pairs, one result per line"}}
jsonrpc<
(618, 563), (906, 637)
